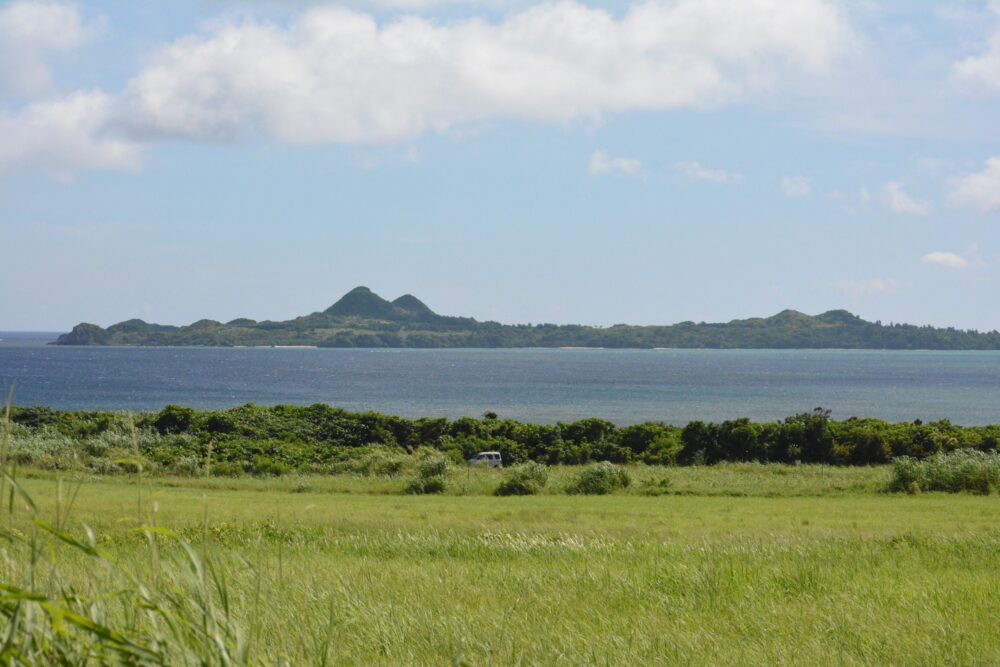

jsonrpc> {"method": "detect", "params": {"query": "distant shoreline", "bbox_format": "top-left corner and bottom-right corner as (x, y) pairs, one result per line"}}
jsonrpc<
(48, 286), (1000, 351)
(7, 339), (1000, 353)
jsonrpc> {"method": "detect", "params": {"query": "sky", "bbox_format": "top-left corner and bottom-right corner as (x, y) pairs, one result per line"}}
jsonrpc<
(2, 0), (1000, 332)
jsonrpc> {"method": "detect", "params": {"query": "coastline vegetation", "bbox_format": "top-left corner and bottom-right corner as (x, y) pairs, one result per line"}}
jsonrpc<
(8, 403), (1000, 474)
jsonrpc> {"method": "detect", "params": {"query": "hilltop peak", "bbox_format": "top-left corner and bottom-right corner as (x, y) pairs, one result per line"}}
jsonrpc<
(815, 309), (865, 325)
(392, 294), (436, 317)
(766, 309), (812, 324)
(325, 286), (398, 318)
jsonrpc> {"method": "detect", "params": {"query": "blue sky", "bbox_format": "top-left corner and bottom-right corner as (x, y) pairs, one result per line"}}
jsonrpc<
(2, 0), (1000, 331)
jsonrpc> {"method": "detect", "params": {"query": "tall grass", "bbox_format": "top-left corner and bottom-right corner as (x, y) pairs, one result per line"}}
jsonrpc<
(3, 395), (1000, 663)
(0, 397), (293, 665)
(889, 449), (1000, 494)
(5, 473), (1000, 665)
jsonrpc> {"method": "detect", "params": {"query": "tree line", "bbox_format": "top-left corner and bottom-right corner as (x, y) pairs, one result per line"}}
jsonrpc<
(9, 404), (1000, 469)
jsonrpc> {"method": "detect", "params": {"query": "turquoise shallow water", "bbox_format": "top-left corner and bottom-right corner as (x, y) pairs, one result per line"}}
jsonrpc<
(2, 333), (1000, 424)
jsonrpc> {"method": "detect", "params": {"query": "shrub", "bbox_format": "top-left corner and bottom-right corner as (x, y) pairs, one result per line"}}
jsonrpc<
(83, 437), (112, 457)
(10, 406), (60, 429)
(416, 454), (449, 479)
(495, 462), (549, 496)
(435, 437), (470, 465)
(404, 476), (446, 494)
(565, 461), (631, 495)
(641, 434), (683, 465)
(12, 450), (37, 466)
(90, 457), (124, 475)
(202, 412), (236, 434)
(153, 405), (195, 435)
(113, 458), (143, 474)
(637, 475), (672, 496)
(252, 456), (290, 477)
(355, 447), (407, 477)
(404, 453), (449, 494)
(170, 455), (202, 476)
(209, 461), (244, 477)
(889, 450), (1000, 494)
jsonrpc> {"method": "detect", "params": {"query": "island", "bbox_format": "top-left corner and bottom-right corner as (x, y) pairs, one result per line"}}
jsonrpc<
(54, 286), (1000, 349)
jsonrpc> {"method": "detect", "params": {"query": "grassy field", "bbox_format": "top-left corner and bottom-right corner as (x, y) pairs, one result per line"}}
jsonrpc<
(2, 465), (999, 665)
(17, 461), (889, 497)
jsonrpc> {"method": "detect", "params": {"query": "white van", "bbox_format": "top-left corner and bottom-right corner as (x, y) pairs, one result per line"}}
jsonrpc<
(468, 451), (503, 468)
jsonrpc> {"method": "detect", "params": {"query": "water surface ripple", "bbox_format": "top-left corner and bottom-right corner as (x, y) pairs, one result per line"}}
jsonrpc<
(2, 335), (999, 424)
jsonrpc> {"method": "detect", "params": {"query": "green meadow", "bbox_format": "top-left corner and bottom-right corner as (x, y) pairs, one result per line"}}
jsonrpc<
(3, 465), (1000, 665)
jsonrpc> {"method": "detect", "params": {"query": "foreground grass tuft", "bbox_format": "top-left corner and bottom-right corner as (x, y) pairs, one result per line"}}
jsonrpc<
(0, 403), (268, 664)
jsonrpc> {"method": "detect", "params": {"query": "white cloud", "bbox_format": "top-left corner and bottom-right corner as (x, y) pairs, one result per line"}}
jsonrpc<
(0, 92), (141, 179)
(949, 157), (1000, 213)
(0, 0), (855, 176)
(675, 161), (742, 184)
(880, 181), (933, 216)
(117, 0), (853, 144)
(952, 5), (1000, 92)
(339, 0), (521, 9)
(0, 2), (98, 98)
(920, 252), (968, 270)
(833, 278), (897, 297)
(780, 175), (811, 197)
(588, 150), (642, 176)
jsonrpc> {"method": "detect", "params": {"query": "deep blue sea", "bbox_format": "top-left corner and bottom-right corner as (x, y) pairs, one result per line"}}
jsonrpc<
(2, 332), (1000, 425)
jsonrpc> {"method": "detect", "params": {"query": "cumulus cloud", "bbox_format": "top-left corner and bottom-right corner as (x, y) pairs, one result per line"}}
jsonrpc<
(0, 0), (855, 176)
(588, 150), (642, 176)
(952, 5), (1000, 92)
(780, 175), (811, 197)
(117, 0), (852, 144)
(920, 252), (968, 270)
(881, 181), (933, 216)
(0, 2), (99, 98)
(948, 157), (1000, 213)
(833, 278), (897, 297)
(0, 92), (141, 179)
(675, 161), (742, 184)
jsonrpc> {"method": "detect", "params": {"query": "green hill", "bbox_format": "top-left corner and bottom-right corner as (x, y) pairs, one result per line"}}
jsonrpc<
(325, 286), (401, 319)
(391, 294), (437, 320)
(53, 286), (1000, 349)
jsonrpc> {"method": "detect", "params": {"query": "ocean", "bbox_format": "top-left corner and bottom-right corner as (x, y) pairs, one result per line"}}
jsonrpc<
(2, 333), (999, 424)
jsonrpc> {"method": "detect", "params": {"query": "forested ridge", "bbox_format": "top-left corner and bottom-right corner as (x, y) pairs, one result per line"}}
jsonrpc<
(55, 286), (1000, 349)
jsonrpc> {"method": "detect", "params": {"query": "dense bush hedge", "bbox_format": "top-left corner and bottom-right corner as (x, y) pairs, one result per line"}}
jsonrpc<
(889, 450), (1000, 494)
(8, 404), (1000, 472)
(565, 462), (631, 495)
(404, 452), (450, 494)
(495, 462), (549, 496)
